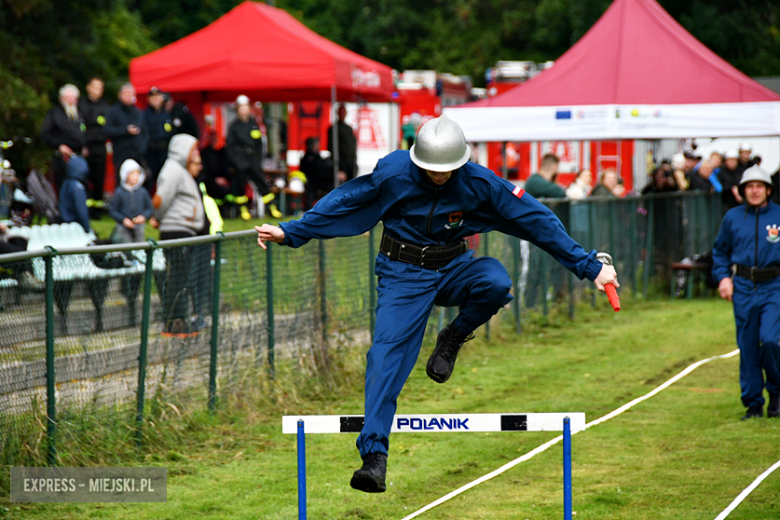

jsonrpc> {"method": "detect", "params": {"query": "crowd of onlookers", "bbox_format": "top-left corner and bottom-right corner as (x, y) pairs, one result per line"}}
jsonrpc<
(524, 142), (768, 211)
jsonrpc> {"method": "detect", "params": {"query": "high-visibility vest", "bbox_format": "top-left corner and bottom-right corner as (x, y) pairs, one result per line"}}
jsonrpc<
(199, 182), (224, 235)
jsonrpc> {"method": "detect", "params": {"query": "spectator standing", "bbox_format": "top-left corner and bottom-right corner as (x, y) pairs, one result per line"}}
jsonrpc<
(108, 159), (153, 243)
(58, 155), (91, 233)
(565, 169), (592, 200)
(642, 167), (673, 194)
(713, 166), (780, 420)
(143, 87), (172, 192)
(524, 153), (565, 198)
(686, 160), (715, 192)
(40, 84), (88, 192)
(226, 95), (281, 219)
(299, 137), (333, 209)
(590, 168), (619, 197)
(739, 141), (755, 170)
(78, 77), (109, 203)
(327, 103), (358, 184)
(104, 83), (147, 188)
(165, 95), (200, 139)
(151, 134), (207, 336)
(720, 149), (745, 210)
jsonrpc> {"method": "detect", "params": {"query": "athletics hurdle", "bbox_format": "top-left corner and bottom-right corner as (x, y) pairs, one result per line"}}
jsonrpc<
(283, 413), (585, 520)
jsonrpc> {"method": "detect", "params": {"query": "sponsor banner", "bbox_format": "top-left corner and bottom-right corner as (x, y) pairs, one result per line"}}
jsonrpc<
(282, 413), (585, 434)
(11, 467), (167, 503)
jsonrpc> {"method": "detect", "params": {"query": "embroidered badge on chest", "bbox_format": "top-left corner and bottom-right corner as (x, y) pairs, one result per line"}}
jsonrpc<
(767, 224), (780, 243)
(445, 211), (464, 229)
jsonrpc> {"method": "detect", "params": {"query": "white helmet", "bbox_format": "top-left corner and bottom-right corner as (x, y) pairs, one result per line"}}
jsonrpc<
(410, 115), (471, 172)
(236, 95), (250, 106)
(724, 149), (739, 160)
(739, 165), (772, 187)
(739, 141), (753, 152)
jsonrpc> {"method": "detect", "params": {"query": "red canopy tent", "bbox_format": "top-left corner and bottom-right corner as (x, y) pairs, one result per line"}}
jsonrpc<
(129, 1), (394, 103)
(446, 0), (780, 141)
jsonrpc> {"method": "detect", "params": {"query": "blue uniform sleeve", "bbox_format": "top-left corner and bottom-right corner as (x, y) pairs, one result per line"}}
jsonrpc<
(279, 173), (382, 248)
(489, 181), (602, 281)
(712, 213), (733, 282)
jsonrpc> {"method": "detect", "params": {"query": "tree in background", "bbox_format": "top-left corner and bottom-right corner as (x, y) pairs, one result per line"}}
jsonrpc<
(1, 0), (779, 172)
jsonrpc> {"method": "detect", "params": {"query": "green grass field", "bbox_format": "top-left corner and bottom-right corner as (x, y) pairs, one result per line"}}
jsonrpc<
(4, 299), (780, 519)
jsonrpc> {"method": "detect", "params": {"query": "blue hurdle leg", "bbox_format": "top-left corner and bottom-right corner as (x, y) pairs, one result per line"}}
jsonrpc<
(563, 417), (572, 520)
(298, 420), (307, 520)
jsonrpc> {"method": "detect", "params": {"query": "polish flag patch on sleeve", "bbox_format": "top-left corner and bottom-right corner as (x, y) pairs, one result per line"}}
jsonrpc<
(511, 186), (525, 199)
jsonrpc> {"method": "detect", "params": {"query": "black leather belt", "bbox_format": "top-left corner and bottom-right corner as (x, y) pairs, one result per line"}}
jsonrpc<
(735, 264), (780, 283)
(380, 233), (467, 270)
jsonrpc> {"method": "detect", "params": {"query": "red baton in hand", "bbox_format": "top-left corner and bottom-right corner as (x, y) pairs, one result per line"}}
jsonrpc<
(596, 253), (620, 312)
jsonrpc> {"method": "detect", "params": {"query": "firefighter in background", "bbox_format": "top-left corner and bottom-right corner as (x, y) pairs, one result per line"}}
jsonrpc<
(327, 103), (358, 184)
(713, 165), (780, 420)
(226, 95), (281, 220)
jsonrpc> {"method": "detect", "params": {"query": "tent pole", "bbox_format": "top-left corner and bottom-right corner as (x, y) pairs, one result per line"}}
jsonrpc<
(331, 85), (340, 189)
(501, 142), (508, 179)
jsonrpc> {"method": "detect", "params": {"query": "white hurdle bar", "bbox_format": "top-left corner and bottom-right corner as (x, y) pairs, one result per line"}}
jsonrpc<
(283, 413), (584, 520)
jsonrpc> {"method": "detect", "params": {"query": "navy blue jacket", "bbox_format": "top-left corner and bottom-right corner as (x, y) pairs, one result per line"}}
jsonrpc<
(104, 103), (147, 158)
(59, 155), (91, 233)
(713, 201), (780, 284)
(280, 151), (602, 281)
(108, 186), (153, 223)
(144, 107), (172, 143)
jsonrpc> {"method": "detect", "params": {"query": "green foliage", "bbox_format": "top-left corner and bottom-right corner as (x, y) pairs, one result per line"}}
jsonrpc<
(1, 0), (779, 172)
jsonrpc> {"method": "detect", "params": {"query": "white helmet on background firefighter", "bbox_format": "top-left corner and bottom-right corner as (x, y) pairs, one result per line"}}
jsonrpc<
(410, 114), (471, 172)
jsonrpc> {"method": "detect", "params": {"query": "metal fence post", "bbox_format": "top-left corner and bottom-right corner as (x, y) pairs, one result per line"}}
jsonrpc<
(136, 242), (155, 448)
(318, 240), (327, 346)
(44, 248), (56, 466)
(368, 228), (376, 340)
(209, 235), (223, 413)
(512, 237), (521, 334)
(643, 198), (655, 299)
(267, 243), (275, 379)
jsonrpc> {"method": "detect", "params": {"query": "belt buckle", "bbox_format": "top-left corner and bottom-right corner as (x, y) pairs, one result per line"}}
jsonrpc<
(751, 266), (756, 282)
(420, 245), (429, 268)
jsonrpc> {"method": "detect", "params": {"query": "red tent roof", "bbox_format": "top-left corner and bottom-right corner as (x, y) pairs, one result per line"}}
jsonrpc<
(129, 1), (394, 102)
(468, 0), (780, 108)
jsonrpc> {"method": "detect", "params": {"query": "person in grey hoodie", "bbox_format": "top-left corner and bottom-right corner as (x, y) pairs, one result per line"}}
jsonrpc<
(151, 134), (207, 336)
(108, 159), (153, 243)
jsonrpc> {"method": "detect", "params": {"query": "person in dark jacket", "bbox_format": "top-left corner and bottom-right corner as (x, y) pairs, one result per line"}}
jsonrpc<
(327, 103), (358, 185)
(255, 115), (619, 494)
(299, 137), (332, 209)
(686, 159), (715, 192)
(143, 87), (172, 192)
(58, 155), (91, 233)
(719, 149), (746, 211)
(104, 83), (147, 189)
(713, 166), (780, 420)
(109, 159), (153, 243)
(165, 95), (200, 139)
(78, 77), (109, 202)
(40, 84), (87, 193)
(226, 95), (281, 219)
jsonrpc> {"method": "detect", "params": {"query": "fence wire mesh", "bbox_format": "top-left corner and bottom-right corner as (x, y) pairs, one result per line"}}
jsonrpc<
(0, 191), (724, 470)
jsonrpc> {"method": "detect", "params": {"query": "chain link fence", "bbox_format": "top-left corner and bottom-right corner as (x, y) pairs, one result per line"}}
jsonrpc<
(0, 191), (723, 471)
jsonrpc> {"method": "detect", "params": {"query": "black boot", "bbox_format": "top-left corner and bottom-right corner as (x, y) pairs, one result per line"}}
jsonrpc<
(741, 405), (763, 420)
(426, 321), (474, 384)
(768, 394), (780, 418)
(350, 452), (387, 493)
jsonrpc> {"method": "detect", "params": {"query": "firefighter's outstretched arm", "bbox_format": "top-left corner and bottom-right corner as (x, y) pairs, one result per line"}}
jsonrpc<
(255, 224), (285, 250)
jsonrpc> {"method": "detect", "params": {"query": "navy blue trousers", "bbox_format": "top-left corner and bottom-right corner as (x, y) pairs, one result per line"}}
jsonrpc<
(733, 278), (780, 408)
(356, 251), (513, 456)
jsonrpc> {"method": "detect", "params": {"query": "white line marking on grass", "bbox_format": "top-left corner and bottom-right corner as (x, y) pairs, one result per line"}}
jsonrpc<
(398, 349), (740, 520)
(713, 458), (780, 520)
